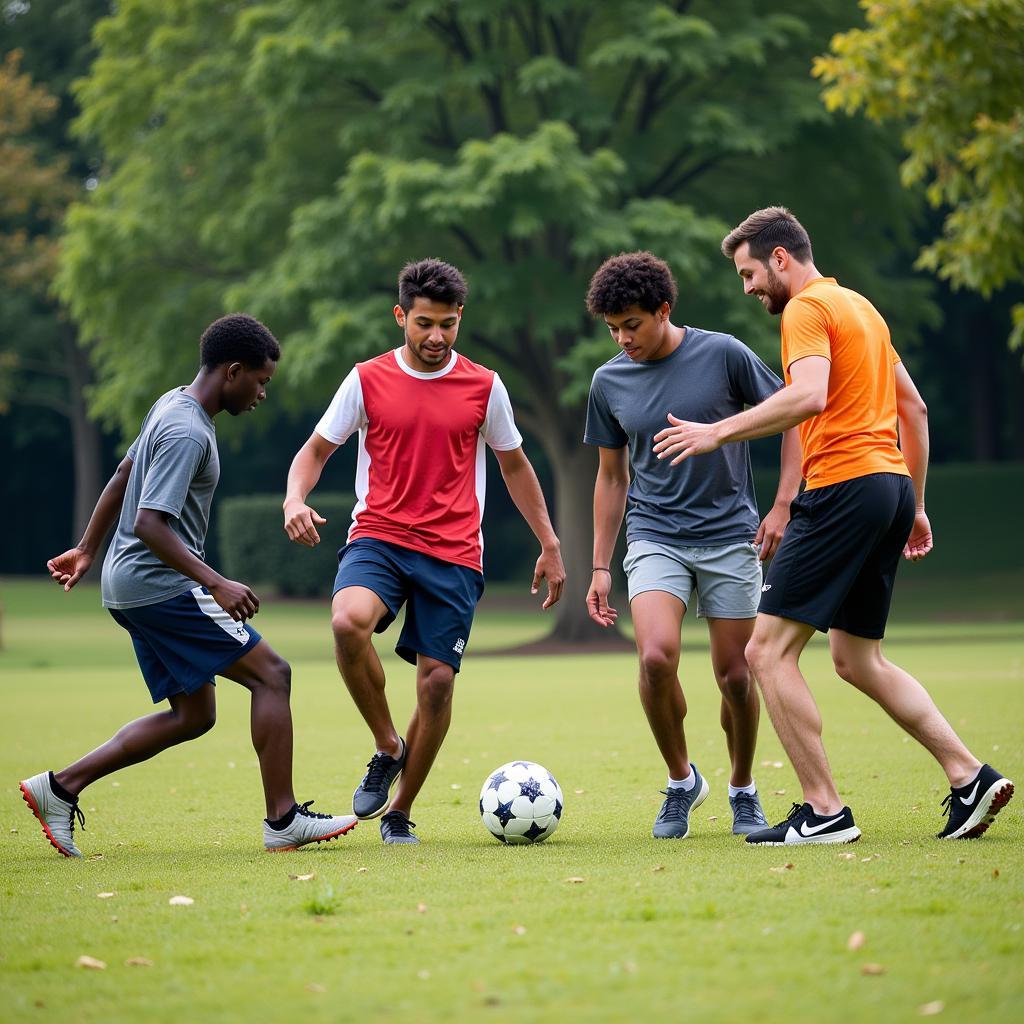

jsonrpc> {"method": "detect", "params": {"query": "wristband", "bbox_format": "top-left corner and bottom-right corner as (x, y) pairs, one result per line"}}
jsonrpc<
(592, 567), (611, 573)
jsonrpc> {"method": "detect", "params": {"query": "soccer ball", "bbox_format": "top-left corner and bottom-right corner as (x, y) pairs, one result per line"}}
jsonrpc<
(479, 761), (563, 845)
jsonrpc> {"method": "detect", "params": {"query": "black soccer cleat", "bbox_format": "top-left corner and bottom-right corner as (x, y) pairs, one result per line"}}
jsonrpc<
(937, 764), (1014, 840)
(352, 739), (406, 819)
(745, 801), (861, 846)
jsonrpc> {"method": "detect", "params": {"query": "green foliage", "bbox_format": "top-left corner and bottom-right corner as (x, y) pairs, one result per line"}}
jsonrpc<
(218, 493), (354, 597)
(816, 0), (1024, 349)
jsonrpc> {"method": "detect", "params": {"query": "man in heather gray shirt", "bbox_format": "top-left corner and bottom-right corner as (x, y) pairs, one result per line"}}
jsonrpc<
(584, 252), (802, 840)
(21, 315), (356, 857)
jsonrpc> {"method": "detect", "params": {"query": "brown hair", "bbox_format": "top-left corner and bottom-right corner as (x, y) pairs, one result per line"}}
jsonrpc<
(721, 206), (813, 264)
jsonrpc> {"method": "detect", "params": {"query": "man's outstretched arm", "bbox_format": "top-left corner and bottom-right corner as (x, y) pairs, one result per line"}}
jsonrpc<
(283, 432), (340, 547)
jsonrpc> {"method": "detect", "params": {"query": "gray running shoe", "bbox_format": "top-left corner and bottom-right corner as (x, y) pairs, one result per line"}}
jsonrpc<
(730, 790), (769, 835)
(652, 764), (709, 839)
(264, 801), (357, 852)
(380, 810), (419, 845)
(20, 772), (84, 858)
(352, 739), (406, 819)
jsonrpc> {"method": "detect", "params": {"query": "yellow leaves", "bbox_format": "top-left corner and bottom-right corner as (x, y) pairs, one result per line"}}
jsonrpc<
(861, 963), (886, 976)
(125, 957), (154, 968)
(96, 892), (115, 900)
(919, 1001), (945, 1016)
(847, 931), (866, 951)
(168, 895), (194, 906)
(76, 956), (106, 970)
(564, 877), (585, 884)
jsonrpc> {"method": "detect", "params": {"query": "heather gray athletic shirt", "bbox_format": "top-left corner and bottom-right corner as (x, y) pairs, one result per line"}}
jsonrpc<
(584, 327), (783, 546)
(101, 389), (220, 609)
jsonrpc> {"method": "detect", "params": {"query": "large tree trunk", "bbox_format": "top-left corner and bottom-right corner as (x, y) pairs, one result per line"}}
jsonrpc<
(65, 329), (104, 543)
(543, 440), (630, 646)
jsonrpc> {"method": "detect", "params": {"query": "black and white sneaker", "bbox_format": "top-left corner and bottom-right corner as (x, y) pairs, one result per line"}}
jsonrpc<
(380, 810), (419, 845)
(352, 739), (406, 819)
(937, 764), (1014, 840)
(745, 802), (861, 846)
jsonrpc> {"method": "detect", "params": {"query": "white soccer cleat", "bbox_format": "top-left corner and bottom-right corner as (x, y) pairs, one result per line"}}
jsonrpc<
(263, 800), (357, 852)
(20, 772), (85, 858)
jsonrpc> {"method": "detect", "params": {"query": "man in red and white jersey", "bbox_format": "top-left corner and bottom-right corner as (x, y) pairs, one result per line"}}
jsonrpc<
(284, 259), (565, 844)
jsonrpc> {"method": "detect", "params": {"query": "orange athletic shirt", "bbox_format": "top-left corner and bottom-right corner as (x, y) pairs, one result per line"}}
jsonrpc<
(780, 277), (909, 490)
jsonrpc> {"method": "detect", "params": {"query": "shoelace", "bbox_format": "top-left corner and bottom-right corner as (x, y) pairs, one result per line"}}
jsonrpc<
(768, 802), (805, 829)
(69, 802), (86, 834)
(656, 789), (690, 822)
(381, 812), (416, 836)
(295, 800), (332, 820)
(731, 792), (764, 825)
(939, 792), (954, 819)
(362, 751), (397, 791)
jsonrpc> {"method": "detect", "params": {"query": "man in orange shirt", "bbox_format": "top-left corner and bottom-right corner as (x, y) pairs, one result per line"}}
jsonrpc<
(652, 206), (1014, 845)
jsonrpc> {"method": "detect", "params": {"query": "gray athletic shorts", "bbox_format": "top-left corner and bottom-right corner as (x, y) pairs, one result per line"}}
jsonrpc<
(623, 539), (762, 619)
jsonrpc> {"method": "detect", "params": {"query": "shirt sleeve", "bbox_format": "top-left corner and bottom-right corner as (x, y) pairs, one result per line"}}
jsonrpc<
(137, 435), (206, 519)
(583, 374), (628, 448)
(314, 368), (367, 445)
(780, 295), (834, 374)
(725, 336), (784, 406)
(481, 373), (523, 450)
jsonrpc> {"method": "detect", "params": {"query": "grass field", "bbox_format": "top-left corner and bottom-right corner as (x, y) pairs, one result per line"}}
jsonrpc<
(1, 577), (1022, 1024)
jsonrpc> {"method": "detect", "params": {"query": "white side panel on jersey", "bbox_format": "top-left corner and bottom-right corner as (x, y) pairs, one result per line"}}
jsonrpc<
(189, 586), (251, 643)
(475, 433), (488, 558)
(348, 425), (372, 542)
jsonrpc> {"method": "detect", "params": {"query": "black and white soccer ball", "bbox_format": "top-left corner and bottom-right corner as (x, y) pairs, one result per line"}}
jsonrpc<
(479, 760), (563, 844)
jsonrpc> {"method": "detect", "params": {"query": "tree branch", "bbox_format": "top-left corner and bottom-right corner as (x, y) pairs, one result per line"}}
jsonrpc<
(450, 224), (485, 262)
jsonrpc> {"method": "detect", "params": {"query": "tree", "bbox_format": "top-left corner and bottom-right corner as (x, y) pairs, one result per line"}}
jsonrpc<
(58, 0), (932, 639)
(815, 0), (1024, 350)
(0, 49), (103, 541)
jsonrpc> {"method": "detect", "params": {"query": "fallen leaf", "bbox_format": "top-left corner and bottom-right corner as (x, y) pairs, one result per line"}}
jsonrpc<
(450, 784), (461, 790)
(357, 867), (368, 874)
(513, 925), (527, 935)
(76, 956), (106, 970)
(838, 853), (857, 860)
(574, 789), (585, 795)
(861, 963), (885, 976)
(847, 931), (866, 951)
(240, 903), (249, 915)
(417, 902), (427, 913)
(707, 815), (718, 822)
(9, 828), (16, 834)
(774, 789), (786, 796)
(417, 969), (430, 980)
(769, 863), (795, 874)
(96, 892), (115, 900)
(861, 857), (873, 863)
(565, 877), (586, 884)
(305, 983), (326, 994)
(289, 873), (316, 882)
(87, 853), (104, 861)
(110, 916), (118, 923)
(652, 865), (665, 873)
(993, 868), (1000, 879)
(919, 1001), (945, 1016)
(168, 895), (194, 906)
(125, 958), (153, 968)
(760, 760), (774, 767)
(772, 761), (784, 768)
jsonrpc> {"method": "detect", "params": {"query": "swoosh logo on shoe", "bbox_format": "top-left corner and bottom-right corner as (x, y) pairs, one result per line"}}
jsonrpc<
(799, 814), (845, 836)
(959, 781), (980, 806)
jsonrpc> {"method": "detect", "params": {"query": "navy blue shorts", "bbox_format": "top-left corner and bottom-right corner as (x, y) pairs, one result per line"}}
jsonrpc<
(333, 538), (485, 672)
(759, 472), (915, 639)
(109, 586), (262, 703)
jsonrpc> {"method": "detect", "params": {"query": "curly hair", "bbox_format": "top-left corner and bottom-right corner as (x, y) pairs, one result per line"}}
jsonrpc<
(585, 252), (678, 316)
(721, 206), (813, 264)
(397, 258), (468, 312)
(200, 314), (280, 369)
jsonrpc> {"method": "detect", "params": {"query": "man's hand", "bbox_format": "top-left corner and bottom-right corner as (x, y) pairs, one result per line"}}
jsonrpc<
(209, 577), (260, 622)
(283, 499), (327, 547)
(653, 414), (723, 465)
(586, 570), (618, 627)
(46, 547), (93, 591)
(755, 501), (791, 562)
(532, 545), (566, 610)
(903, 510), (933, 561)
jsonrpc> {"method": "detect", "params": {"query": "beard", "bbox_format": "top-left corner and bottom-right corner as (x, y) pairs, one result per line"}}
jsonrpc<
(760, 265), (789, 315)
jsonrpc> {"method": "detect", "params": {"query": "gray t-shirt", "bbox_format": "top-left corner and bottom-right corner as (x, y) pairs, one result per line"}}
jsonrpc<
(584, 327), (783, 546)
(101, 389), (220, 609)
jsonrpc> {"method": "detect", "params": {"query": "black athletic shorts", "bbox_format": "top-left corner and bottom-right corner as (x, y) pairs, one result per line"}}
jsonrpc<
(759, 472), (915, 639)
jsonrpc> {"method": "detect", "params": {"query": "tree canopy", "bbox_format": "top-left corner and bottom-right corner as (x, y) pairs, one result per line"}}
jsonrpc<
(815, 0), (1024, 349)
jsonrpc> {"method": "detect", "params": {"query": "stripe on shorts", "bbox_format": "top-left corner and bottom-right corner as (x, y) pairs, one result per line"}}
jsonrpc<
(190, 586), (251, 644)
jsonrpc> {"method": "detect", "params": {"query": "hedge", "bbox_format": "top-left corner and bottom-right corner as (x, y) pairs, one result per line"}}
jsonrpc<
(218, 493), (355, 597)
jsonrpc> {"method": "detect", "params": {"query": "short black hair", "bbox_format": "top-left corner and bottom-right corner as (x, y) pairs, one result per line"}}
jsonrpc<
(397, 258), (468, 313)
(200, 314), (280, 369)
(721, 206), (813, 264)
(586, 252), (678, 316)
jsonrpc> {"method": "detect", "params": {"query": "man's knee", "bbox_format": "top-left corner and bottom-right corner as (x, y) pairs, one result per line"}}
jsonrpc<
(715, 660), (753, 703)
(419, 663), (455, 715)
(172, 699), (217, 739)
(246, 653), (292, 697)
(638, 643), (678, 682)
(332, 607), (376, 651)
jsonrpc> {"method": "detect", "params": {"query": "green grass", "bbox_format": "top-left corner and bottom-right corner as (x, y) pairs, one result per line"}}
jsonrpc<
(1, 578), (1022, 1024)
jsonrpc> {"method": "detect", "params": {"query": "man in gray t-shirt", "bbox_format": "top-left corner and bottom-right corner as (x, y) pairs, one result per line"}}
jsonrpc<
(20, 315), (356, 858)
(583, 252), (801, 840)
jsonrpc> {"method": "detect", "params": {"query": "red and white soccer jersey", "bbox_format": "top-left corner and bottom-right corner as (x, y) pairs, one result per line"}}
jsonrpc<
(315, 348), (523, 573)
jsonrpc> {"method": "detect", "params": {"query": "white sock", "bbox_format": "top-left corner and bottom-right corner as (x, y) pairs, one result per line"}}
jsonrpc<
(729, 781), (757, 798)
(667, 769), (695, 792)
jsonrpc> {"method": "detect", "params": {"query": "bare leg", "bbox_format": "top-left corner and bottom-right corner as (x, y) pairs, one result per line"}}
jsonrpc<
(829, 629), (981, 787)
(55, 684), (217, 796)
(332, 587), (401, 757)
(745, 613), (844, 815)
(631, 591), (688, 780)
(707, 617), (759, 788)
(389, 657), (455, 817)
(219, 641), (297, 819)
